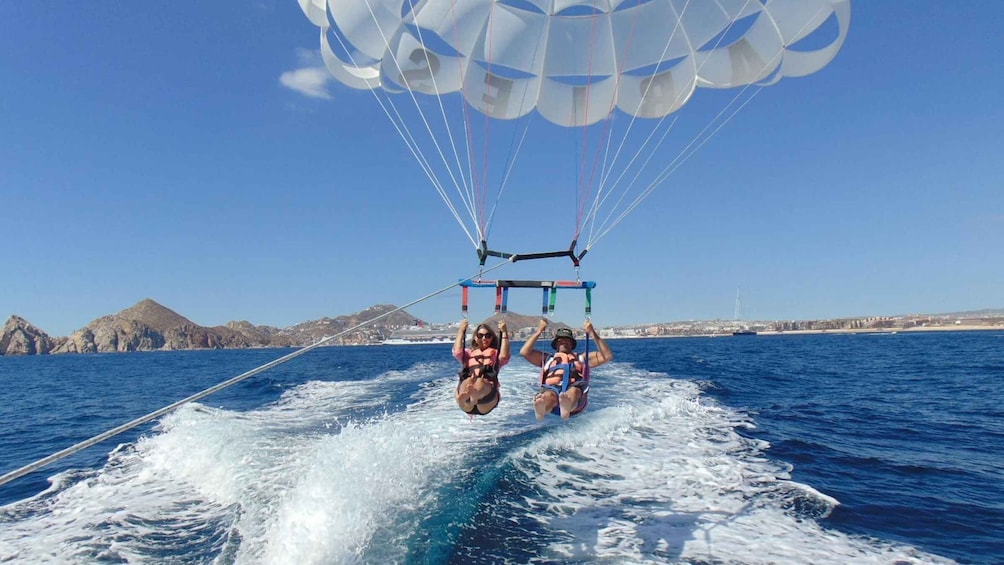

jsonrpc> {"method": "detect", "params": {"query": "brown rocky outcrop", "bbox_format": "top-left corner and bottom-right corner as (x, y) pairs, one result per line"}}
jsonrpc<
(284, 304), (423, 346)
(219, 320), (296, 348)
(49, 299), (296, 353)
(3, 301), (429, 354)
(1, 315), (57, 355)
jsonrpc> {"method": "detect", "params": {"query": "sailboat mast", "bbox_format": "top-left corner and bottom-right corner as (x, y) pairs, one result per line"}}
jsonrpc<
(734, 286), (741, 322)
(732, 286), (757, 335)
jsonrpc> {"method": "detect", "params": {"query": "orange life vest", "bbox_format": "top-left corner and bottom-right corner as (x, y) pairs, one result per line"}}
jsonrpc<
(459, 347), (500, 382)
(541, 351), (584, 387)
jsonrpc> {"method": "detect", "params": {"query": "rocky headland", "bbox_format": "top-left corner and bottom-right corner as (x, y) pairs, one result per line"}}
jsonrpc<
(1, 299), (422, 356)
(1, 315), (64, 355)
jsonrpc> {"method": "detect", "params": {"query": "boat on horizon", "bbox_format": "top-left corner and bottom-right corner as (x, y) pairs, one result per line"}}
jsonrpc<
(382, 327), (455, 345)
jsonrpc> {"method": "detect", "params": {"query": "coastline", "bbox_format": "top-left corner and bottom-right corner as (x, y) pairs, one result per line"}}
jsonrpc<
(757, 324), (999, 336)
(602, 324), (1001, 339)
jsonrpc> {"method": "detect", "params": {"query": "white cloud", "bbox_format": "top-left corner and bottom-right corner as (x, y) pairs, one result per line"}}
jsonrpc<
(280, 66), (333, 99)
(279, 49), (332, 99)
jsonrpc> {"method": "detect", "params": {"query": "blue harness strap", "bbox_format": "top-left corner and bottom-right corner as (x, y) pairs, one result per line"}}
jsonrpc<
(540, 360), (576, 395)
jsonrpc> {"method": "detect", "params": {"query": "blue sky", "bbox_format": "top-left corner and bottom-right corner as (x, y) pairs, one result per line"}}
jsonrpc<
(2, 2), (1001, 336)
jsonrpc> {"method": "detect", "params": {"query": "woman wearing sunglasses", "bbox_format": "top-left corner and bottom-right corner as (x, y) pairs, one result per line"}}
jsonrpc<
(453, 319), (511, 415)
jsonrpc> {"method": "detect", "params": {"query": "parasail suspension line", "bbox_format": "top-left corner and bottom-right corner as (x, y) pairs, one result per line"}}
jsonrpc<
(330, 2), (481, 247)
(586, 85), (758, 249)
(0, 260), (511, 490)
(583, 0), (770, 250)
(585, 0), (827, 252)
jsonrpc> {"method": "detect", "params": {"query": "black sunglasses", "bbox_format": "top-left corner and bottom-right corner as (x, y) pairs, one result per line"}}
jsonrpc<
(476, 333), (491, 338)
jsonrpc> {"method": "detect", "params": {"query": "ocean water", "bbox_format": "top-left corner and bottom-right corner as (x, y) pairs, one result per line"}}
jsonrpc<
(0, 331), (1001, 564)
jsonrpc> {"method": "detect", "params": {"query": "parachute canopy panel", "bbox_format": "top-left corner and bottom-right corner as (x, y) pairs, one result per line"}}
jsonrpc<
(299, 0), (851, 125)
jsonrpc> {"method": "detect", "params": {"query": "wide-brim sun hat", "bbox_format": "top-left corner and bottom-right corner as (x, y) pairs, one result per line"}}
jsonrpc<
(551, 328), (577, 350)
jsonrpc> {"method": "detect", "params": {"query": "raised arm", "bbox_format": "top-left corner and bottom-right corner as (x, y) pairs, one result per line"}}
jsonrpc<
(452, 319), (468, 360)
(520, 318), (549, 367)
(584, 320), (613, 368)
(497, 320), (511, 361)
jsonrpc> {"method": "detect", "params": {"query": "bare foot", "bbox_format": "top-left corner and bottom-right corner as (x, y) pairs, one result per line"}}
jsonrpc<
(533, 394), (550, 421)
(558, 391), (576, 420)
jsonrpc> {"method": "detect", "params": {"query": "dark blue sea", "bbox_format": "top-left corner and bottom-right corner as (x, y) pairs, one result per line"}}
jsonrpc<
(1, 331), (1001, 564)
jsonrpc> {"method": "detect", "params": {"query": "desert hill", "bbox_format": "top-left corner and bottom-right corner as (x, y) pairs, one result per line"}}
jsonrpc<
(0, 300), (429, 355)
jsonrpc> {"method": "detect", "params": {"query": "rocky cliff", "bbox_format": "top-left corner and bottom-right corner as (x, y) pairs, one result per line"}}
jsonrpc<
(0, 315), (64, 355)
(2, 300), (427, 355)
(49, 299), (294, 353)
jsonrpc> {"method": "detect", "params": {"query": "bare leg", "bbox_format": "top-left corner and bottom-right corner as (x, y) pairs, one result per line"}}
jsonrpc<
(468, 377), (493, 402)
(456, 378), (477, 412)
(558, 388), (582, 420)
(534, 391), (557, 421)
